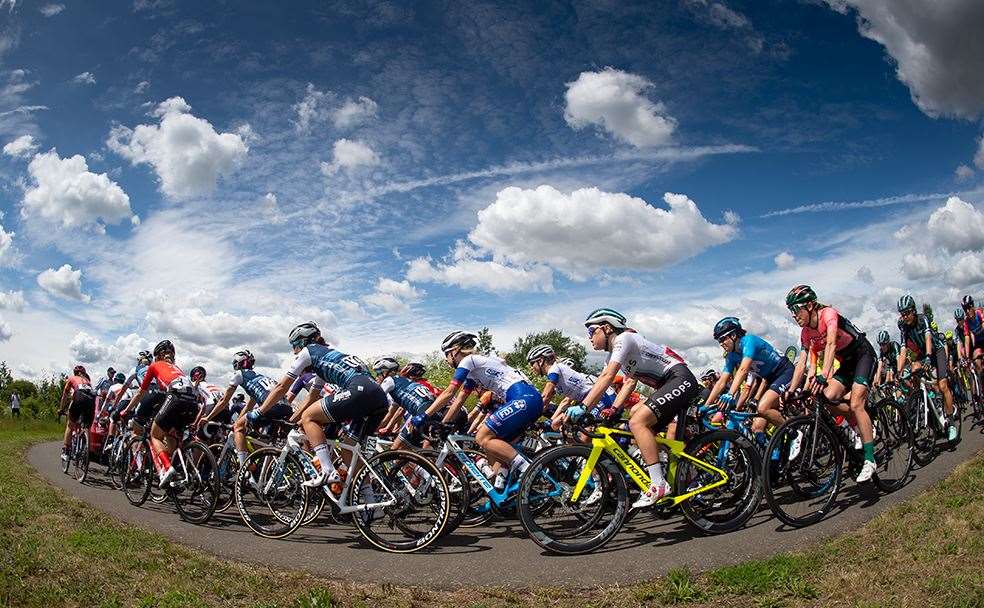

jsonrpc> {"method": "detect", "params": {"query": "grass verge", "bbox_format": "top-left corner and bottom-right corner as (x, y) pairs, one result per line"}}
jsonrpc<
(2, 420), (982, 607)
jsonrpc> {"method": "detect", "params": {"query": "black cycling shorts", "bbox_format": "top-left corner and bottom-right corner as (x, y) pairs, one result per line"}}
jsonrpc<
(68, 389), (96, 427)
(833, 338), (877, 388)
(930, 347), (949, 381)
(154, 390), (199, 433)
(320, 375), (388, 441)
(134, 391), (166, 423)
(644, 365), (700, 431)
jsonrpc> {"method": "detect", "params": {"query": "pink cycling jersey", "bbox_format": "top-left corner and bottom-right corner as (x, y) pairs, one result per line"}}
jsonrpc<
(800, 306), (855, 356)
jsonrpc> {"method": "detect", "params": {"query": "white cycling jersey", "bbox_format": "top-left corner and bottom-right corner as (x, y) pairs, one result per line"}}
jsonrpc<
(453, 354), (529, 402)
(546, 361), (615, 403)
(608, 331), (686, 388)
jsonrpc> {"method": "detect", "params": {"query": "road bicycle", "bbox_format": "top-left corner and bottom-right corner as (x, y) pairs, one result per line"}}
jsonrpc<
(60, 414), (90, 483)
(903, 367), (961, 466)
(516, 415), (762, 554)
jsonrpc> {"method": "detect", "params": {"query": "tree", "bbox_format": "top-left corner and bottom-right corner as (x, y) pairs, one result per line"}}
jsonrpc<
(0, 361), (12, 393)
(476, 327), (495, 355)
(505, 329), (587, 370)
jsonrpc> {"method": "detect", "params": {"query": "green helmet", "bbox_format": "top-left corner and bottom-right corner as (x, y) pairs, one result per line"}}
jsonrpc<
(785, 285), (817, 310)
(877, 330), (890, 344)
(584, 308), (627, 329)
(897, 295), (916, 313)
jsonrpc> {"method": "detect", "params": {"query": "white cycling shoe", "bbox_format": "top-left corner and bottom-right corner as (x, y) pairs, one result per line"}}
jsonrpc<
(302, 469), (340, 489)
(631, 480), (671, 509)
(855, 460), (877, 483)
(158, 466), (177, 489)
(787, 430), (804, 461)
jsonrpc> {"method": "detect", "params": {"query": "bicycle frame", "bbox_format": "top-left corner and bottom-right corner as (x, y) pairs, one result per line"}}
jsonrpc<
(433, 433), (517, 508)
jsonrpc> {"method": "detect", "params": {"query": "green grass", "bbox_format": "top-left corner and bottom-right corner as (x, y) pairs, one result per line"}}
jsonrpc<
(1, 419), (982, 607)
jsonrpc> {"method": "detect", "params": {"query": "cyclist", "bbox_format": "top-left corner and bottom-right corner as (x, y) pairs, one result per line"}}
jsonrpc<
(959, 295), (984, 390)
(411, 331), (544, 491)
(114, 350), (157, 433)
(59, 365), (95, 463)
(94, 366), (116, 412)
(698, 369), (719, 403)
(704, 317), (793, 450)
(256, 322), (388, 489)
(525, 344), (619, 430)
(786, 285), (879, 482)
(898, 294), (957, 441)
(577, 308), (700, 508)
(873, 330), (901, 389)
(372, 357), (438, 450)
(124, 340), (199, 488)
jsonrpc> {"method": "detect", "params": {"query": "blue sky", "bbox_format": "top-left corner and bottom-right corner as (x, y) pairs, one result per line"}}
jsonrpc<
(2, 0), (984, 380)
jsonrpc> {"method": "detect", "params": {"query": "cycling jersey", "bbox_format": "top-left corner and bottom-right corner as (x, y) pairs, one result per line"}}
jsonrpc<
(65, 374), (93, 394)
(197, 383), (223, 405)
(723, 334), (786, 379)
(140, 361), (188, 392)
(546, 361), (616, 404)
(879, 341), (901, 365)
(380, 375), (435, 416)
(898, 313), (943, 357)
(800, 306), (863, 357)
(229, 369), (280, 405)
(452, 354), (529, 402)
(122, 363), (152, 399)
(285, 344), (369, 391)
(414, 378), (440, 396)
(961, 307), (984, 344)
(607, 331), (685, 388)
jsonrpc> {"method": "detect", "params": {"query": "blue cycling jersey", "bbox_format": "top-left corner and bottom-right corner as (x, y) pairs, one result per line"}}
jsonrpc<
(384, 375), (436, 416)
(723, 334), (785, 379)
(285, 343), (370, 389)
(230, 369), (277, 405)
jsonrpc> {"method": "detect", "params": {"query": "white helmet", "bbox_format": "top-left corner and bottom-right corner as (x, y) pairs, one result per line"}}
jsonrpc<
(289, 322), (320, 348)
(441, 330), (478, 354)
(372, 357), (400, 374)
(526, 344), (555, 363)
(558, 357), (576, 368)
(584, 307), (627, 329)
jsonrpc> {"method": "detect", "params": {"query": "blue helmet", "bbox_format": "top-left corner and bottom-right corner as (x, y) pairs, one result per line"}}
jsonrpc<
(713, 317), (744, 341)
(955, 308), (965, 321)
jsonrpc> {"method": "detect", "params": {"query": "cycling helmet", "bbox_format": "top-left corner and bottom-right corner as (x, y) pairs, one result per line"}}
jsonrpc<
(190, 366), (207, 382)
(945, 330), (954, 341)
(713, 317), (744, 341)
(400, 361), (427, 378)
(897, 295), (916, 313)
(558, 357), (576, 368)
(441, 330), (478, 354)
(137, 350), (152, 364)
(955, 308), (965, 320)
(583, 308), (627, 329)
(785, 285), (817, 310)
(153, 339), (175, 359)
(372, 357), (400, 374)
(288, 322), (321, 348)
(232, 350), (255, 370)
(962, 295), (975, 308)
(526, 344), (555, 363)
(700, 369), (719, 382)
(73, 364), (87, 376)
(876, 330), (890, 344)
(113, 372), (126, 383)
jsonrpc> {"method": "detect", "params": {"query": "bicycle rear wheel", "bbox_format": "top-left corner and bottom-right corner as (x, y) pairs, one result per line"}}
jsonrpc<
(764, 416), (843, 528)
(418, 448), (471, 535)
(871, 399), (913, 492)
(235, 448), (308, 539)
(675, 429), (762, 534)
(170, 441), (219, 524)
(72, 432), (89, 483)
(122, 436), (152, 506)
(350, 450), (450, 553)
(517, 444), (627, 555)
(907, 396), (937, 466)
(209, 443), (238, 513)
(107, 435), (127, 490)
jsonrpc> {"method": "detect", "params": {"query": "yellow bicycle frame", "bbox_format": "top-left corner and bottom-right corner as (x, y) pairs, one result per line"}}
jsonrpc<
(570, 425), (730, 507)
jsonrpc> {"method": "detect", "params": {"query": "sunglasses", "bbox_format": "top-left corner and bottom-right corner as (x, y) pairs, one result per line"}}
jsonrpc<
(587, 325), (601, 338)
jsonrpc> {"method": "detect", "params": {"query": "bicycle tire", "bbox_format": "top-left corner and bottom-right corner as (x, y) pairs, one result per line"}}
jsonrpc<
(107, 436), (126, 490)
(349, 450), (450, 553)
(122, 436), (152, 507)
(235, 447), (309, 539)
(675, 429), (762, 535)
(209, 443), (237, 513)
(870, 399), (914, 492)
(418, 448), (470, 535)
(170, 440), (219, 525)
(517, 444), (627, 555)
(73, 432), (90, 483)
(907, 395), (937, 467)
(764, 416), (843, 528)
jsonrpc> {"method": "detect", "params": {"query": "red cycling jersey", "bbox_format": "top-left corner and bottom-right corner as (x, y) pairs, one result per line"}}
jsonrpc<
(63, 374), (92, 397)
(141, 361), (187, 391)
(415, 378), (441, 397)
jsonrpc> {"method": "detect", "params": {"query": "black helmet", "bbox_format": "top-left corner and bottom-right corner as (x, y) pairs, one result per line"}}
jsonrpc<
(400, 361), (427, 379)
(73, 364), (87, 376)
(700, 369), (719, 382)
(962, 295), (975, 309)
(441, 330), (478, 354)
(289, 322), (320, 348)
(153, 339), (175, 359)
(713, 317), (744, 341)
(190, 366), (207, 382)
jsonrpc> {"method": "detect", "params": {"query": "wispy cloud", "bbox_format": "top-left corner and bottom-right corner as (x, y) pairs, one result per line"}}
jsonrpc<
(760, 188), (984, 218)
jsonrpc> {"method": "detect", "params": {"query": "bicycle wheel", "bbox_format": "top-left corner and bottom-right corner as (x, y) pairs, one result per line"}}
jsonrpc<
(870, 399), (913, 492)
(61, 439), (71, 475)
(517, 444), (627, 555)
(170, 441), (219, 524)
(209, 443), (238, 513)
(107, 435), (127, 490)
(73, 432), (89, 483)
(675, 429), (762, 534)
(122, 436), (152, 506)
(235, 447), (308, 539)
(907, 396), (937, 467)
(764, 416), (843, 528)
(349, 450), (449, 553)
(459, 448), (496, 528)
(418, 448), (471, 535)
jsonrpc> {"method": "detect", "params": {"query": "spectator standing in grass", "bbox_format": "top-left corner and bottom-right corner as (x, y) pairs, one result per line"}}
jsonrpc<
(10, 391), (21, 417)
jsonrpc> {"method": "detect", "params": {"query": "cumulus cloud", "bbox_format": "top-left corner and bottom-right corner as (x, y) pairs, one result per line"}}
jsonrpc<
(3, 134), (37, 157)
(467, 186), (738, 279)
(332, 96), (377, 129)
(407, 256), (553, 293)
(0, 316), (10, 342)
(0, 222), (12, 259)
(827, 1), (984, 119)
(107, 96), (248, 200)
(69, 331), (111, 363)
(955, 164), (975, 181)
(361, 278), (422, 314)
(337, 299), (369, 321)
(856, 265), (875, 283)
(39, 3), (64, 16)
(947, 251), (984, 287)
(901, 252), (939, 280)
(21, 149), (134, 229)
(72, 71), (95, 85)
(321, 138), (379, 175)
(927, 196), (984, 253)
(37, 264), (90, 302)
(774, 251), (795, 269)
(0, 289), (25, 311)
(564, 68), (676, 147)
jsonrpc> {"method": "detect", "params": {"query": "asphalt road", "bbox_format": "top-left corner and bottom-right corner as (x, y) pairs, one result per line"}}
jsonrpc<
(29, 423), (984, 588)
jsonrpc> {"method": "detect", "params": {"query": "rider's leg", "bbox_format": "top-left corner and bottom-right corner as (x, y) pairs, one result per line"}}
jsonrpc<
(752, 390), (783, 434)
(232, 415), (250, 464)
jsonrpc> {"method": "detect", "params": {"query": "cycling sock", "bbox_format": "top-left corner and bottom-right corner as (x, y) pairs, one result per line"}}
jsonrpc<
(157, 451), (171, 471)
(510, 453), (530, 474)
(646, 462), (665, 487)
(755, 431), (768, 448)
(236, 450), (248, 465)
(862, 441), (875, 463)
(312, 443), (337, 478)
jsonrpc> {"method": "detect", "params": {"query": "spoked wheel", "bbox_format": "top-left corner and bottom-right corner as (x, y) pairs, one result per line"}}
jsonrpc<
(675, 429), (762, 534)
(418, 448), (471, 535)
(107, 436), (125, 490)
(764, 416), (843, 528)
(907, 396), (938, 467)
(72, 432), (89, 483)
(170, 441), (219, 524)
(870, 399), (914, 492)
(209, 444), (238, 513)
(517, 444), (628, 555)
(349, 450), (450, 554)
(122, 436), (153, 507)
(235, 447), (309, 539)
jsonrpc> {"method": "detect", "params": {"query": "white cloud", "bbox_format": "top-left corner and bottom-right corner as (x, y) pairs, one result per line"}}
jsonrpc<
(361, 278), (422, 314)
(134, 80), (150, 94)
(564, 67), (676, 147)
(332, 96), (377, 129)
(407, 256), (553, 293)
(37, 264), (90, 302)
(955, 164), (975, 181)
(72, 71), (95, 85)
(21, 149), (134, 229)
(337, 299), (369, 321)
(468, 186), (738, 279)
(0, 222), (12, 259)
(107, 96), (248, 200)
(39, 3), (64, 16)
(321, 138), (379, 175)
(3, 134), (37, 157)
(293, 83), (331, 133)
(901, 252), (939, 280)
(69, 331), (111, 363)
(261, 192), (285, 224)
(975, 135), (984, 170)
(774, 251), (795, 269)
(0, 316), (10, 342)
(856, 265), (874, 283)
(828, 1), (984, 120)
(947, 251), (984, 288)
(0, 290), (25, 311)
(926, 196), (984, 253)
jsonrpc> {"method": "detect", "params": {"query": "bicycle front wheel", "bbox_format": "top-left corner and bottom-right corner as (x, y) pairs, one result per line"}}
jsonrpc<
(350, 450), (450, 553)
(517, 444), (628, 555)
(170, 441), (219, 524)
(675, 429), (762, 534)
(235, 448), (309, 539)
(907, 396), (937, 467)
(72, 432), (89, 483)
(418, 448), (471, 536)
(870, 399), (913, 492)
(122, 436), (152, 507)
(764, 416), (843, 528)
